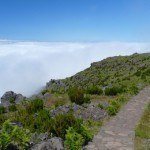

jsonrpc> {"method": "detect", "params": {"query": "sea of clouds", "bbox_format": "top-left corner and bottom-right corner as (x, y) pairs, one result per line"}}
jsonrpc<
(0, 40), (149, 97)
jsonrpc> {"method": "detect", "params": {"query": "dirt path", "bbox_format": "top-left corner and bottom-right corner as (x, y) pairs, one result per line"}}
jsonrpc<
(85, 86), (150, 150)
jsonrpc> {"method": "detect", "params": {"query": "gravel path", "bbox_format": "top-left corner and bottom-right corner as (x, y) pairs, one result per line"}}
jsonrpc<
(85, 86), (150, 150)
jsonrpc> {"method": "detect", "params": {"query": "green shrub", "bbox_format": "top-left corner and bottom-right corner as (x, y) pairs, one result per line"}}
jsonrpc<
(34, 109), (52, 133)
(64, 127), (84, 150)
(26, 99), (44, 114)
(0, 120), (31, 150)
(106, 105), (117, 116)
(8, 105), (17, 112)
(111, 100), (120, 110)
(98, 103), (104, 109)
(107, 100), (121, 116)
(0, 106), (6, 114)
(13, 108), (35, 132)
(9, 97), (15, 104)
(86, 86), (103, 95)
(142, 68), (150, 76)
(68, 87), (84, 105)
(83, 95), (91, 104)
(134, 70), (142, 76)
(13, 107), (52, 133)
(117, 95), (127, 104)
(105, 85), (125, 96)
(128, 84), (139, 95)
(50, 112), (92, 143)
(0, 115), (7, 129)
(74, 123), (93, 144)
(51, 113), (77, 139)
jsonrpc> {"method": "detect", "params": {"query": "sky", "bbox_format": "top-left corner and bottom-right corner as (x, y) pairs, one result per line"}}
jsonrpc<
(0, 0), (150, 98)
(0, 0), (150, 41)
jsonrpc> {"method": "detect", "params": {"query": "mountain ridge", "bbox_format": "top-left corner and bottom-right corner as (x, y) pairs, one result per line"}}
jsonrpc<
(46, 52), (150, 93)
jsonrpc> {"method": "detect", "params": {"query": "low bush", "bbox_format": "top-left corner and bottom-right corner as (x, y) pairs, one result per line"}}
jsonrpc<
(26, 99), (44, 114)
(116, 95), (127, 104)
(86, 86), (103, 95)
(51, 113), (77, 139)
(68, 87), (84, 105)
(0, 106), (6, 114)
(13, 108), (51, 133)
(64, 127), (84, 150)
(106, 100), (121, 116)
(34, 109), (52, 133)
(106, 105), (117, 116)
(83, 95), (91, 104)
(98, 103), (104, 109)
(0, 115), (7, 129)
(142, 68), (150, 76)
(50, 113), (92, 146)
(0, 120), (31, 150)
(8, 105), (17, 112)
(105, 85), (125, 96)
(9, 97), (15, 104)
(128, 84), (139, 95)
(74, 123), (93, 144)
(64, 118), (93, 149)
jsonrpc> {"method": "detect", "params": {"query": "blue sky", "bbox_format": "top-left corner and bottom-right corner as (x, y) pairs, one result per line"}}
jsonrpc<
(0, 0), (149, 42)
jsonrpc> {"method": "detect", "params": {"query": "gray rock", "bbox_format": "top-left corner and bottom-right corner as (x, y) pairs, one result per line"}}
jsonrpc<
(15, 94), (26, 103)
(1, 91), (25, 107)
(31, 137), (64, 150)
(51, 104), (83, 117)
(78, 105), (107, 121)
(38, 133), (49, 141)
(30, 132), (49, 147)
(46, 79), (66, 92)
(11, 121), (23, 127)
(51, 104), (107, 121)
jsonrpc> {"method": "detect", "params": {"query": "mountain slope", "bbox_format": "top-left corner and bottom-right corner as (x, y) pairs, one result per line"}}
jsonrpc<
(46, 53), (150, 92)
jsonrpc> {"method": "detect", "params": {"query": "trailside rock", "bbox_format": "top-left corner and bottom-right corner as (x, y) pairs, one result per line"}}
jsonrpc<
(51, 104), (107, 121)
(1, 91), (26, 107)
(79, 105), (107, 121)
(31, 137), (64, 150)
(50, 104), (83, 117)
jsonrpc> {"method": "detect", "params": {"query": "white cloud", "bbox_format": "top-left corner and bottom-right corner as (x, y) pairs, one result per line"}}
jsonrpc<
(0, 40), (149, 97)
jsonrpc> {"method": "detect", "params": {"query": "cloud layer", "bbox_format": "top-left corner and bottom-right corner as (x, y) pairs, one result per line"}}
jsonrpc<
(0, 40), (149, 97)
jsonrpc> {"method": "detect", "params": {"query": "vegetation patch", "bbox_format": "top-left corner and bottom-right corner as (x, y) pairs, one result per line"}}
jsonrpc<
(0, 120), (31, 150)
(135, 103), (150, 149)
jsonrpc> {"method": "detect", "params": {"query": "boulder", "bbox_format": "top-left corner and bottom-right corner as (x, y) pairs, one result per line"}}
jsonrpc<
(79, 105), (107, 121)
(1, 91), (25, 107)
(51, 104), (107, 121)
(51, 104), (83, 117)
(31, 137), (64, 150)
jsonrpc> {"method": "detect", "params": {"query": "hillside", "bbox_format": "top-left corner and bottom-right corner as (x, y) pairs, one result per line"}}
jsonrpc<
(46, 53), (150, 93)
